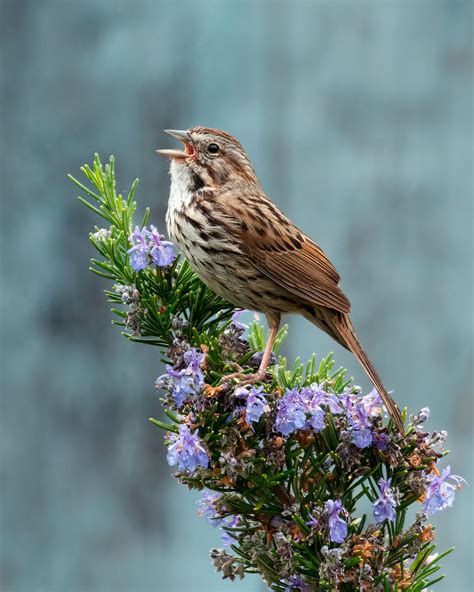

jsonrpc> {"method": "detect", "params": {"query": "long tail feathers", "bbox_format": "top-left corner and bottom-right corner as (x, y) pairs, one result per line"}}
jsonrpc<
(319, 311), (405, 434)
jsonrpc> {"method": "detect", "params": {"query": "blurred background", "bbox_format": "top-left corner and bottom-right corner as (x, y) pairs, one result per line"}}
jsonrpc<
(1, 1), (472, 590)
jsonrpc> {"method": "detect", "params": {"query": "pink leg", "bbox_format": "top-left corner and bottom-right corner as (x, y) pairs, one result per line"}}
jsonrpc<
(219, 313), (281, 387)
(257, 313), (281, 375)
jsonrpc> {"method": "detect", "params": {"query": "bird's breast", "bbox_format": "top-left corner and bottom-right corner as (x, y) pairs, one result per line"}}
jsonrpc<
(165, 166), (302, 314)
(166, 177), (252, 303)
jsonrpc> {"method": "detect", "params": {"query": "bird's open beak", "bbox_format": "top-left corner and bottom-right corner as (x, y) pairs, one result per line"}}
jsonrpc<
(156, 129), (195, 160)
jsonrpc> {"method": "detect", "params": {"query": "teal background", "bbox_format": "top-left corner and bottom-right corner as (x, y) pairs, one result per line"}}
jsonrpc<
(1, 1), (472, 591)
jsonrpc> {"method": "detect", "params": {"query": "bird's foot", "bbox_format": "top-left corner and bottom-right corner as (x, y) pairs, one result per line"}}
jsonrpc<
(218, 369), (267, 389)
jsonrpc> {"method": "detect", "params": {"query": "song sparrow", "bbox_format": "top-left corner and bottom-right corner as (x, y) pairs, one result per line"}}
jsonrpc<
(158, 127), (404, 433)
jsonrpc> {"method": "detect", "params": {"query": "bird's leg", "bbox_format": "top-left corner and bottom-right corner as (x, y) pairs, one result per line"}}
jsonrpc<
(219, 313), (281, 388)
(255, 313), (281, 377)
(227, 362), (245, 373)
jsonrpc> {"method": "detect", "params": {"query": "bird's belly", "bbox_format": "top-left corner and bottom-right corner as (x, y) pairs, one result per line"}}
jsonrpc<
(191, 256), (297, 314)
(166, 207), (300, 314)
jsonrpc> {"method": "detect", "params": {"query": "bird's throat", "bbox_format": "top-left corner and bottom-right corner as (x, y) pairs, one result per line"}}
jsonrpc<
(168, 161), (202, 209)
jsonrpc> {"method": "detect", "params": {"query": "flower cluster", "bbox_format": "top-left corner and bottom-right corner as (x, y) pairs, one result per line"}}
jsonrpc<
(324, 499), (348, 543)
(197, 490), (240, 546)
(423, 466), (464, 515)
(154, 334), (462, 589)
(274, 385), (327, 435)
(156, 347), (205, 407)
(235, 385), (269, 425)
(127, 225), (175, 270)
(373, 478), (398, 523)
(155, 330), (463, 591)
(274, 384), (389, 450)
(166, 424), (209, 473)
(75, 155), (463, 592)
(219, 310), (251, 360)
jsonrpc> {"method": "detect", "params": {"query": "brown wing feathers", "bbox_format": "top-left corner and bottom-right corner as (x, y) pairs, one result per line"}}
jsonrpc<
(235, 196), (351, 313)
(233, 195), (404, 433)
(256, 241), (351, 313)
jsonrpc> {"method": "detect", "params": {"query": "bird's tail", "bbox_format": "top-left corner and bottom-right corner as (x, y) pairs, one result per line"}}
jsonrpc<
(306, 308), (405, 434)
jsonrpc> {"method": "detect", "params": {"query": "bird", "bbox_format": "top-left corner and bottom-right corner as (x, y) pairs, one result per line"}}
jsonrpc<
(157, 126), (404, 433)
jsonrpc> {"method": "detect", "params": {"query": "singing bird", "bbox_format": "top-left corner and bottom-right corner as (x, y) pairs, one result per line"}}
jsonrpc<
(158, 127), (404, 433)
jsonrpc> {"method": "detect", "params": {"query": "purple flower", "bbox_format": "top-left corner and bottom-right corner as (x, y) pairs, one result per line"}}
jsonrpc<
(340, 387), (359, 409)
(148, 225), (176, 267)
(221, 515), (240, 547)
(306, 513), (319, 530)
(300, 384), (327, 405)
(423, 466), (464, 515)
(274, 385), (332, 435)
(197, 490), (239, 546)
(236, 385), (269, 424)
(197, 489), (222, 525)
(166, 424), (209, 473)
(324, 392), (344, 415)
(373, 431), (389, 451)
(274, 388), (308, 435)
(127, 226), (149, 270)
(324, 500), (348, 543)
(419, 407), (430, 422)
(373, 477), (398, 523)
(230, 309), (249, 330)
(159, 348), (205, 406)
(165, 366), (195, 406)
(361, 388), (384, 417)
(183, 348), (205, 379)
(300, 385), (328, 431)
(127, 225), (175, 270)
(300, 383), (344, 415)
(351, 428), (373, 449)
(197, 490), (240, 545)
(348, 403), (373, 449)
(284, 575), (309, 592)
(270, 516), (284, 529)
(412, 407), (431, 426)
(308, 405), (326, 431)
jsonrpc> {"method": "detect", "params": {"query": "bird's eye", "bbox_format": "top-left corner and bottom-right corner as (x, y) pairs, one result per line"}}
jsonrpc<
(207, 143), (220, 154)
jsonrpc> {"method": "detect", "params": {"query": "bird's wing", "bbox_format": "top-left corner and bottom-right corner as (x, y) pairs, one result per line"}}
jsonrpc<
(226, 193), (351, 314)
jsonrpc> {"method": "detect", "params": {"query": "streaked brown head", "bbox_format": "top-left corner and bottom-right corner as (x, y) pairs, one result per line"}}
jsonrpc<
(158, 126), (259, 188)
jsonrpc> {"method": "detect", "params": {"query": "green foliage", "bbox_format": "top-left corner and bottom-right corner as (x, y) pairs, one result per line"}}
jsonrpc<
(72, 155), (457, 592)
(68, 154), (235, 350)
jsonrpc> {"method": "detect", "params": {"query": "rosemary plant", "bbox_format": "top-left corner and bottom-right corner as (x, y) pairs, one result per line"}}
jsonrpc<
(70, 155), (463, 591)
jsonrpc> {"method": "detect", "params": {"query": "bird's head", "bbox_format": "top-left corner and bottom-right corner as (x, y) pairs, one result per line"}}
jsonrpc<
(157, 127), (259, 188)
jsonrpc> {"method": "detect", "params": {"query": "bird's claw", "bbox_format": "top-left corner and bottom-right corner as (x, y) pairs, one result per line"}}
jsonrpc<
(218, 370), (267, 389)
(228, 362), (245, 373)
